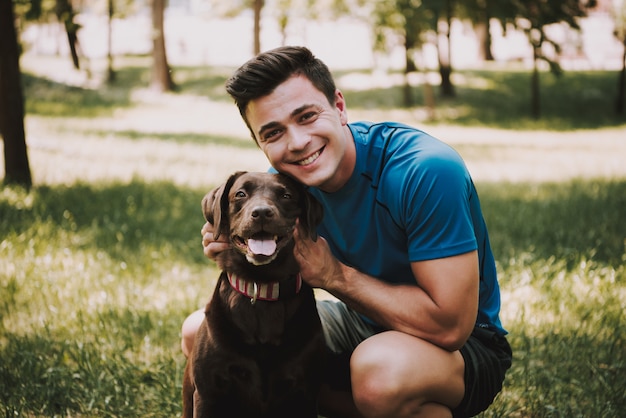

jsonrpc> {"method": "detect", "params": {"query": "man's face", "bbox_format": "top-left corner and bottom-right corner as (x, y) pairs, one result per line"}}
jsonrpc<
(245, 75), (353, 192)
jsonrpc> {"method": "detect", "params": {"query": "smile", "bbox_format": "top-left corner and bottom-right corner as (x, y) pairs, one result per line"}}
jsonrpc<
(296, 148), (323, 166)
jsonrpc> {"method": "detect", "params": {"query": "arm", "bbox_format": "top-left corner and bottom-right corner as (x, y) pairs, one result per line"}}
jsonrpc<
(293, 226), (478, 351)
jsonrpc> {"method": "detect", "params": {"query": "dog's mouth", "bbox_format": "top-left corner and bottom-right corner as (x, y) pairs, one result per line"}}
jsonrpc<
(233, 232), (291, 265)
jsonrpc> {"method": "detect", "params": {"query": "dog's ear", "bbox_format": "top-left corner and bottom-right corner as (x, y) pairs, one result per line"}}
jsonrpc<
(298, 188), (324, 242)
(201, 171), (247, 240)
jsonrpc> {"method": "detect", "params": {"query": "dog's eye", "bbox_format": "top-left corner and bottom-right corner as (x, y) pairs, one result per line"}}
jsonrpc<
(281, 193), (292, 199)
(235, 191), (247, 198)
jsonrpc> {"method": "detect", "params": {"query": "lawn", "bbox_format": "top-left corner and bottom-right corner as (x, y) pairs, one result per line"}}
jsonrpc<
(1, 54), (625, 417)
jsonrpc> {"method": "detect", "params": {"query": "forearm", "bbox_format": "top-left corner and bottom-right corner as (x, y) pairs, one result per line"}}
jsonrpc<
(326, 264), (475, 351)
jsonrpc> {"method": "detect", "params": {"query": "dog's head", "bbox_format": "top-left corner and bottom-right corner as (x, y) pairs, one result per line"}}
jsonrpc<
(202, 171), (323, 266)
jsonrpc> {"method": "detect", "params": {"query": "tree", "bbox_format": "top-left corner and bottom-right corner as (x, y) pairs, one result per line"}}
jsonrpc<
(54, 0), (82, 69)
(612, 0), (626, 114)
(431, 0), (455, 97)
(208, 0), (267, 55)
(107, 0), (116, 82)
(505, 0), (594, 118)
(151, 0), (174, 92)
(253, 0), (264, 54)
(372, 0), (439, 108)
(0, 0), (32, 187)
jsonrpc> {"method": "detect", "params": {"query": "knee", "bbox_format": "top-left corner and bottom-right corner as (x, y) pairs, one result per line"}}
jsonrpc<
(350, 337), (408, 417)
(181, 309), (205, 357)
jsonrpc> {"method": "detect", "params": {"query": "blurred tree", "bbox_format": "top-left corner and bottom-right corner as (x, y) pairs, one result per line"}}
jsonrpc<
(612, 0), (626, 114)
(459, 0), (516, 62)
(253, 0), (263, 54)
(151, 0), (175, 91)
(13, 0), (83, 69)
(54, 0), (82, 69)
(431, 0), (455, 97)
(107, 0), (115, 82)
(0, 0), (32, 187)
(372, 0), (437, 108)
(501, 0), (595, 118)
(208, 0), (266, 55)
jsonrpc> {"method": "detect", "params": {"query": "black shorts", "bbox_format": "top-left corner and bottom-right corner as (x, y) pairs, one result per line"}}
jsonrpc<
(452, 326), (513, 417)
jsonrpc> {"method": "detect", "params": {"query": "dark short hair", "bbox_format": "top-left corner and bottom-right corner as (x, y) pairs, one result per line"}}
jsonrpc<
(225, 46), (337, 141)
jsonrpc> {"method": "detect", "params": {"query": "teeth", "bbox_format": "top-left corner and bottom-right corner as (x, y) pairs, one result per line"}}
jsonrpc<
(297, 150), (321, 166)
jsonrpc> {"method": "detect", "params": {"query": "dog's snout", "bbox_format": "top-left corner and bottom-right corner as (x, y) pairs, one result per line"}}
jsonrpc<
(251, 205), (274, 219)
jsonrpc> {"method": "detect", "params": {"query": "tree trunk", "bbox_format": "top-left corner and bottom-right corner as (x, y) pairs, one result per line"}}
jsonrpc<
(151, 0), (174, 92)
(475, 9), (494, 61)
(55, 0), (81, 69)
(106, 0), (115, 82)
(616, 41), (626, 115)
(0, 0), (32, 187)
(253, 0), (264, 55)
(403, 37), (414, 107)
(531, 47), (541, 119)
(438, 0), (455, 98)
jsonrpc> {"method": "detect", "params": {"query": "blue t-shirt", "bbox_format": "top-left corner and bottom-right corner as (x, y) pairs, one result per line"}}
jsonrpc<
(307, 121), (506, 335)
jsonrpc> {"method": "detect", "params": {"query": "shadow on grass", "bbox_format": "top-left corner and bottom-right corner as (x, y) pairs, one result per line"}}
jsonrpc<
(0, 180), (209, 266)
(1, 178), (624, 271)
(477, 179), (626, 269)
(22, 67), (140, 117)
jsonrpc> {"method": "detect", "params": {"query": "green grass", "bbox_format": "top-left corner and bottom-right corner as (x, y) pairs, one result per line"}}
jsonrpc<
(1, 179), (624, 417)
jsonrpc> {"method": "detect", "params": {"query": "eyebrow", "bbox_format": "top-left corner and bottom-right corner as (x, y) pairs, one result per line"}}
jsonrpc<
(256, 103), (317, 138)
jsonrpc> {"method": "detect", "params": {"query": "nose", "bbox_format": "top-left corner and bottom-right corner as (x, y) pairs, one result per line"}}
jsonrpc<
(287, 127), (311, 152)
(251, 205), (274, 219)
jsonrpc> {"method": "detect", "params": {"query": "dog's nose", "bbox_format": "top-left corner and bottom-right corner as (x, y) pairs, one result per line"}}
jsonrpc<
(251, 205), (274, 219)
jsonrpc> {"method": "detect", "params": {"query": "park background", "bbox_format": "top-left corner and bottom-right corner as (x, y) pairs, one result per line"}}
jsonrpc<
(2, 0), (626, 416)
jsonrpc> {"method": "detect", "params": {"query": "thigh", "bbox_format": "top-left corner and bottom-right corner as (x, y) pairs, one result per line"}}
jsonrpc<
(351, 331), (466, 411)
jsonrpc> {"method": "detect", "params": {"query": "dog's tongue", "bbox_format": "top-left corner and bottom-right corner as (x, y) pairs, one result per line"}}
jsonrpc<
(248, 239), (277, 256)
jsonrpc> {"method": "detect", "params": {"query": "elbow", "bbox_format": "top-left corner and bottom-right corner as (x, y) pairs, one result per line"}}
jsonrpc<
(436, 318), (475, 352)
(437, 331), (468, 352)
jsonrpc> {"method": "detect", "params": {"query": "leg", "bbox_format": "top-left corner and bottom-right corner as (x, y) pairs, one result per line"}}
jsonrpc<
(350, 331), (465, 418)
(181, 309), (205, 357)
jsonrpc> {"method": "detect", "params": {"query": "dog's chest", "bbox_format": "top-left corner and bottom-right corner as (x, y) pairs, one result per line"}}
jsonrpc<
(218, 277), (297, 346)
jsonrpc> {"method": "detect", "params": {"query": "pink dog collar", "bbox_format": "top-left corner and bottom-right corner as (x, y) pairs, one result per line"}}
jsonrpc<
(227, 272), (302, 304)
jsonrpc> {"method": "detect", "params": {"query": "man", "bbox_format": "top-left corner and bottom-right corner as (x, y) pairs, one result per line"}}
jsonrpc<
(182, 46), (511, 418)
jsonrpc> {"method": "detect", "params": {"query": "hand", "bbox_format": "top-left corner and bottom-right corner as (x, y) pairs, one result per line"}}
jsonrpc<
(201, 222), (230, 260)
(293, 219), (343, 290)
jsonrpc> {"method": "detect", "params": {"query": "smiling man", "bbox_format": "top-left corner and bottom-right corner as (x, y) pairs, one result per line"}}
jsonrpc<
(182, 46), (512, 418)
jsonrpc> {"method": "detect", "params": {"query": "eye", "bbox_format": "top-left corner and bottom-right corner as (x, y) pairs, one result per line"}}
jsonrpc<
(281, 192), (293, 199)
(262, 128), (283, 143)
(235, 190), (247, 198)
(300, 111), (319, 122)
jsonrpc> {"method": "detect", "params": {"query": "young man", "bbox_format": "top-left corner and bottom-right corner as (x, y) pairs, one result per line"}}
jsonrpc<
(182, 46), (512, 418)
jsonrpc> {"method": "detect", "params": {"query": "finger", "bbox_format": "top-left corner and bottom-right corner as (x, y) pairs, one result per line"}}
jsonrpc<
(204, 242), (230, 260)
(200, 221), (213, 236)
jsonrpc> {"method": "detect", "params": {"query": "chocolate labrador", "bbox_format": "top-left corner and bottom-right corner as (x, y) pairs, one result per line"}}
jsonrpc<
(182, 171), (326, 418)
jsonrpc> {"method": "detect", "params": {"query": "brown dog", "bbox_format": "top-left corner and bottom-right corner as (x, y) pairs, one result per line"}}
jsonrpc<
(182, 171), (326, 418)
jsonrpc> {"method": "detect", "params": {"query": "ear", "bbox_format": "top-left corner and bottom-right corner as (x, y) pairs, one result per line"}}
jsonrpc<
(298, 188), (324, 242)
(201, 171), (247, 240)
